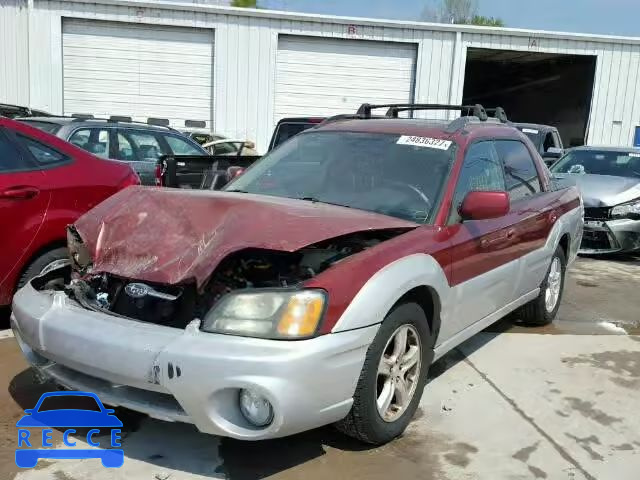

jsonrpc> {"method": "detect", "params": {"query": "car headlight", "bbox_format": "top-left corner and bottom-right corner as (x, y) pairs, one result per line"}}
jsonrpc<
(201, 290), (326, 339)
(611, 199), (640, 219)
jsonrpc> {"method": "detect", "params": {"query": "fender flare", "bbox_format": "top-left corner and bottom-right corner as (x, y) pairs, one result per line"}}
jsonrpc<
(331, 253), (449, 339)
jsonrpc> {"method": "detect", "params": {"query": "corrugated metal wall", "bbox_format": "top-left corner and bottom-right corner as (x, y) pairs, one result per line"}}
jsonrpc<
(0, 0), (30, 106)
(4, 0), (640, 150)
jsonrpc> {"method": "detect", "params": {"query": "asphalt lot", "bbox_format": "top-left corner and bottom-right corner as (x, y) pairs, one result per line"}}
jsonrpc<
(0, 255), (638, 480)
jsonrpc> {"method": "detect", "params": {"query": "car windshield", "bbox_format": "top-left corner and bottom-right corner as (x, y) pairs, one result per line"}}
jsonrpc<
(550, 149), (640, 178)
(19, 120), (62, 135)
(225, 131), (457, 223)
(37, 395), (101, 412)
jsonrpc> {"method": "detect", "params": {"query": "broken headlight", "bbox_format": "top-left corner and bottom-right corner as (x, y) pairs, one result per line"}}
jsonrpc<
(611, 199), (640, 220)
(201, 290), (326, 339)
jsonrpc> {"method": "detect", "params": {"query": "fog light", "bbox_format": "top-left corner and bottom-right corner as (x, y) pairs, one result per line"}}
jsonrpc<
(239, 389), (273, 427)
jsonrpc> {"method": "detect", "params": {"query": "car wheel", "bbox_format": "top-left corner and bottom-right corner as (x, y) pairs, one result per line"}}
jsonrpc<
(335, 302), (432, 445)
(518, 245), (566, 326)
(17, 248), (69, 290)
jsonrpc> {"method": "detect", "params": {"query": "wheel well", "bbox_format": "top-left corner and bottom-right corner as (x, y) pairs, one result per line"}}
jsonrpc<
(394, 286), (441, 346)
(559, 233), (570, 259)
(14, 240), (67, 291)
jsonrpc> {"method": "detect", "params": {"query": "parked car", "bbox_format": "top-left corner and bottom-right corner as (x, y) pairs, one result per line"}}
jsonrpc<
(17, 117), (208, 185)
(550, 146), (640, 254)
(0, 116), (138, 308)
(11, 103), (582, 445)
(513, 123), (564, 166)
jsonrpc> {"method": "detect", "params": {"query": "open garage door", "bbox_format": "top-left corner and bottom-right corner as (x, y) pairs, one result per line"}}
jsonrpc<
(462, 48), (596, 147)
(275, 35), (417, 120)
(62, 19), (214, 129)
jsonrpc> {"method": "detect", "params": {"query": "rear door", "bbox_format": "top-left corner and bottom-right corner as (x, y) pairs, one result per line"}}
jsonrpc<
(0, 128), (50, 300)
(440, 141), (519, 341)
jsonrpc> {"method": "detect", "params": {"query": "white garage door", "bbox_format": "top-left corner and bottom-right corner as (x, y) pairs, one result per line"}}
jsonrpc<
(275, 35), (417, 121)
(62, 19), (213, 129)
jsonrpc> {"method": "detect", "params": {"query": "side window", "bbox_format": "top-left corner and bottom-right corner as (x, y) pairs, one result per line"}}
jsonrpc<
(69, 128), (111, 159)
(115, 133), (135, 161)
(542, 132), (555, 152)
(17, 134), (69, 166)
(164, 135), (204, 155)
(0, 130), (28, 172)
(449, 141), (505, 223)
(128, 131), (163, 161)
(495, 140), (541, 201)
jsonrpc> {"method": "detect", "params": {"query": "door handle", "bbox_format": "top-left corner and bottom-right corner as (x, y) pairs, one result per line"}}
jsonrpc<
(0, 186), (40, 200)
(549, 210), (558, 223)
(506, 228), (516, 239)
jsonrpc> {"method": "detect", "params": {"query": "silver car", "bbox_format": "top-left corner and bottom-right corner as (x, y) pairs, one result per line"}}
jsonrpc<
(550, 146), (640, 254)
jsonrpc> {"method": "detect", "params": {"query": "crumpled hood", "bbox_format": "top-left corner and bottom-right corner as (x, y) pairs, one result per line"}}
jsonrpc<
(73, 186), (417, 287)
(553, 174), (640, 207)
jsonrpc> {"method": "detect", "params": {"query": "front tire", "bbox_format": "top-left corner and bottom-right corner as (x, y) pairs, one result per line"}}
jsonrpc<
(335, 302), (433, 445)
(17, 247), (69, 290)
(518, 245), (566, 326)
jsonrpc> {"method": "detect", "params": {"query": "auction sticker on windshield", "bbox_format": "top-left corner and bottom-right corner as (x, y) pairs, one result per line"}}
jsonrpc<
(397, 136), (452, 150)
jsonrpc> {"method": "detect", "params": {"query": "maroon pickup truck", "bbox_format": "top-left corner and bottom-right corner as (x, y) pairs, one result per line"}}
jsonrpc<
(11, 103), (583, 446)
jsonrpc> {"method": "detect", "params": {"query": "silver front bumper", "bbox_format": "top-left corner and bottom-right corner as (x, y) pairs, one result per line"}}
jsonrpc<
(580, 218), (640, 254)
(11, 282), (378, 440)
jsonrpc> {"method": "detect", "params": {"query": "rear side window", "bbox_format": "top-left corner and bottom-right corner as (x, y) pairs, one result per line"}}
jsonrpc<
(449, 141), (505, 223)
(17, 134), (69, 166)
(69, 128), (111, 159)
(164, 135), (205, 155)
(495, 140), (541, 201)
(0, 130), (27, 172)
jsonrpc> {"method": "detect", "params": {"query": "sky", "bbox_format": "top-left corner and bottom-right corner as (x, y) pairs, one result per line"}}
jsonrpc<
(259, 0), (640, 37)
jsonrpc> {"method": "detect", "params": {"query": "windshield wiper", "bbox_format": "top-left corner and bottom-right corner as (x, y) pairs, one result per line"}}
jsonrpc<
(297, 197), (352, 209)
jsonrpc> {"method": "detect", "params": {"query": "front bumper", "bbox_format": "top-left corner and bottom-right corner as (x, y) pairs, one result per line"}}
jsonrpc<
(11, 281), (378, 440)
(580, 218), (640, 254)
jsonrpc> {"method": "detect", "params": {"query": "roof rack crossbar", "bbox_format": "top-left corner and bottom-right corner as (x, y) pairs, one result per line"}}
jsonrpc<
(485, 107), (509, 123)
(357, 103), (488, 121)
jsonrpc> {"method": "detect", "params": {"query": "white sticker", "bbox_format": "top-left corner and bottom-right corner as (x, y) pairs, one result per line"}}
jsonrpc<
(628, 152), (640, 157)
(397, 136), (452, 150)
(522, 128), (539, 134)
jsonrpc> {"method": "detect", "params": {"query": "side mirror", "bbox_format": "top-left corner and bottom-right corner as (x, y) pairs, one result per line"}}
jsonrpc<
(459, 191), (510, 221)
(544, 147), (563, 159)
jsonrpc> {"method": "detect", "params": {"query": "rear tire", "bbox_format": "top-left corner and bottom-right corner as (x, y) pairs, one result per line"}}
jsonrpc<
(335, 302), (433, 445)
(518, 245), (566, 326)
(17, 247), (69, 290)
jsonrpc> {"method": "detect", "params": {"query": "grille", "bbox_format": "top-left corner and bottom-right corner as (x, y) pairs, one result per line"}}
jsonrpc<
(581, 230), (613, 250)
(584, 207), (611, 220)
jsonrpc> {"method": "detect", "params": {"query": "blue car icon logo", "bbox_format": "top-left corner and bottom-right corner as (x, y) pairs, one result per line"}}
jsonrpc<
(16, 391), (124, 468)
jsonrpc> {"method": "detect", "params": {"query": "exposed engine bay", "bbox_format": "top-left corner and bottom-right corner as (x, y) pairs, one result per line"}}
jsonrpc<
(52, 229), (406, 329)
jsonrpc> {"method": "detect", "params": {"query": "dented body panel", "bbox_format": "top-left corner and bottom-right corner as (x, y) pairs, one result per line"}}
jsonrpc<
(74, 186), (416, 287)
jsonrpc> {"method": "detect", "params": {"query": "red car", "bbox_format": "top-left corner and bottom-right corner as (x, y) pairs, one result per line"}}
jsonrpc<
(11, 104), (583, 445)
(0, 116), (139, 307)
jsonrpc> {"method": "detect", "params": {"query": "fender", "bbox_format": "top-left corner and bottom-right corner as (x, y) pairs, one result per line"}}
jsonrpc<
(331, 253), (449, 335)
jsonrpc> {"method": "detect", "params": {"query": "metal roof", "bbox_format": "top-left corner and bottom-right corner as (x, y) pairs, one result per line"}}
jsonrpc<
(59, 0), (640, 46)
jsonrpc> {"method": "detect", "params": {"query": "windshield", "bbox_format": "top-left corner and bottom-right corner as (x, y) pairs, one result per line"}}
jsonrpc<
(516, 127), (542, 148)
(550, 149), (640, 178)
(225, 131), (457, 223)
(19, 120), (61, 135)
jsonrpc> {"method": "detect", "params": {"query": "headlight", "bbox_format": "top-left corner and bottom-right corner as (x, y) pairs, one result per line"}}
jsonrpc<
(201, 290), (326, 339)
(611, 199), (640, 219)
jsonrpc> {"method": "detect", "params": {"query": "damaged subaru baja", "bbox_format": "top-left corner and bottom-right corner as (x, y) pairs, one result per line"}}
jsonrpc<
(11, 104), (583, 445)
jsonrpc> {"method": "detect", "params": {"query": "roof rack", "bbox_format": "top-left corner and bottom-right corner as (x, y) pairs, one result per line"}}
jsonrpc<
(63, 113), (179, 131)
(148, 117), (170, 127)
(71, 113), (95, 120)
(357, 103), (489, 121)
(485, 107), (509, 123)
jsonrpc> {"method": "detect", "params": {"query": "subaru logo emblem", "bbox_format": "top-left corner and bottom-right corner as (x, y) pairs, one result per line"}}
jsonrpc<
(124, 283), (150, 299)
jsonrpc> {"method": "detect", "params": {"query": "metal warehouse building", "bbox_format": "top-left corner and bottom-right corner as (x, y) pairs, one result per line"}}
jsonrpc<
(2, 0), (640, 152)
